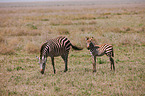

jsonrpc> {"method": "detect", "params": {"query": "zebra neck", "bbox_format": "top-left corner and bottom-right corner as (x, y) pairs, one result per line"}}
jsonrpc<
(41, 48), (49, 58)
(90, 48), (95, 52)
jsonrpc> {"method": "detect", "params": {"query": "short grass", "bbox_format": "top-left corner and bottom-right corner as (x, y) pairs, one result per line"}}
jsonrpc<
(0, 1), (145, 96)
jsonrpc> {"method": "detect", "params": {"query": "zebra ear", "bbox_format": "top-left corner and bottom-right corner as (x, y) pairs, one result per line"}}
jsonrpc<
(90, 37), (93, 40)
(36, 56), (40, 64)
(85, 37), (89, 40)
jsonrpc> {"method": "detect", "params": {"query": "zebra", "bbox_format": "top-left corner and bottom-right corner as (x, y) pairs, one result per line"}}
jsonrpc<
(85, 37), (115, 72)
(36, 36), (83, 74)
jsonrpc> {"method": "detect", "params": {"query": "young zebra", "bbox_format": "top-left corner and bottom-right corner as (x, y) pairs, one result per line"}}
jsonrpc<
(86, 37), (115, 72)
(36, 36), (82, 74)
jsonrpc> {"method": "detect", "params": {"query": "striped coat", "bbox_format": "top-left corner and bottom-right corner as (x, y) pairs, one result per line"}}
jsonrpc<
(37, 36), (82, 74)
(90, 43), (114, 57)
(86, 37), (115, 72)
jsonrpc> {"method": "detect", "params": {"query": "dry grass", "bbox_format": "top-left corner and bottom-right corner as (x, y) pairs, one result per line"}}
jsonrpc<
(0, 34), (16, 55)
(0, 1), (145, 96)
(0, 35), (5, 43)
(56, 27), (70, 35)
(2, 28), (41, 36)
(24, 42), (39, 54)
(0, 43), (15, 55)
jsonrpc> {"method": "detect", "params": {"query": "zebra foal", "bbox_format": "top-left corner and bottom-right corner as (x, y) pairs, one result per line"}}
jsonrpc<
(86, 37), (115, 72)
(36, 36), (82, 74)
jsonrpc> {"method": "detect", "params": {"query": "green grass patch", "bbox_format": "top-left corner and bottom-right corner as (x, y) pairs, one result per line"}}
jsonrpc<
(97, 58), (107, 64)
(26, 24), (37, 29)
(41, 19), (49, 21)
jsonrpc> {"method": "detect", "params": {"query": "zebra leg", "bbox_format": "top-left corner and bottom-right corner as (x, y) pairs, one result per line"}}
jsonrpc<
(111, 57), (115, 71)
(109, 57), (112, 70)
(61, 54), (68, 72)
(92, 56), (96, 72)
(109, 57), (115, 71)
(51, 57), (56, 74)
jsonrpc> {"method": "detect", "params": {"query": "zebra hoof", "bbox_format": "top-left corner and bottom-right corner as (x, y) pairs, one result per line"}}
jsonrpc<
(93, 70), (96, 72)
(41, 71), (44, 74)
(64, 70), (67, 72)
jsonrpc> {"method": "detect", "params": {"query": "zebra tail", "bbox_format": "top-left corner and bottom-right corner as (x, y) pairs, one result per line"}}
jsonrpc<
(112, 48), (114, 57)
(71, 44), (83, 50)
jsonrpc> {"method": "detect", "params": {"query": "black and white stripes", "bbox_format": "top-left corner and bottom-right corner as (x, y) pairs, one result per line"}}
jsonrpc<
(102, 44), (114, 57)
(38, 36), (82, 74)
(86, 37), (115, 72)
(37, 36), (115, 74)
(41, 36), (71, 57)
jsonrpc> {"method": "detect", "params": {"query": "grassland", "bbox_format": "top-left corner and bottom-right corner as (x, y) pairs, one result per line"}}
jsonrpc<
(0, 0), (145, 96)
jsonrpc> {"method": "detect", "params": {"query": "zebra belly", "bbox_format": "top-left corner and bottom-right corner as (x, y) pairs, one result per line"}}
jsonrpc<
(95, 52), (105, 56)
(91, 49), (105, 56)
(48, 49), (68, 57)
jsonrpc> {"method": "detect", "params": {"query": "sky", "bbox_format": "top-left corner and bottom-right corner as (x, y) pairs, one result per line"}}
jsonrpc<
(0, 0), (145, 3)
(0, 0), (63, 2)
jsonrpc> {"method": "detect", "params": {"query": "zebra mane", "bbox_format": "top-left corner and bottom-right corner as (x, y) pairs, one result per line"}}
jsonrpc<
(40, 42), (48, 59)
(89, 42), (95, 48)
(94, 45), (100, 48)
(57, 36), (65, 40)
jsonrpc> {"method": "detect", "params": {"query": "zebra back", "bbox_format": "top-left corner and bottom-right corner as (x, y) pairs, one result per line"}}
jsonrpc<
(100, 44), (114, 57)
(40, 36), (71, 58)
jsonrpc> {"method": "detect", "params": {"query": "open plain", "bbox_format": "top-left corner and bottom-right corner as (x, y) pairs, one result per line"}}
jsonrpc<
(0, 0), (145, 95)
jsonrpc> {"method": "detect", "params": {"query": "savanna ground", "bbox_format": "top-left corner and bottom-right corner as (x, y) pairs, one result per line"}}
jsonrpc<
(0, 0), (145, 95)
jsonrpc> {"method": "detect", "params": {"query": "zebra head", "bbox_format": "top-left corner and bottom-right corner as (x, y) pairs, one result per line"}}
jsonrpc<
(36, 56), (47, 74)
(85, 37), (94, 50)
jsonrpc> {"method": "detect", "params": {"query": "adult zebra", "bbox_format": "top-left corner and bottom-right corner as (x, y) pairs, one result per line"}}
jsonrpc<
(86, 37), (115, 72)
(36, 36), (82, 74)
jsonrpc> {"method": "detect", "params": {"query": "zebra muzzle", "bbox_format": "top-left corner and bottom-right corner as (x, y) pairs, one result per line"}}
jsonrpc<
(40, 69), (44, 74)
(87, 47), (90, 50)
